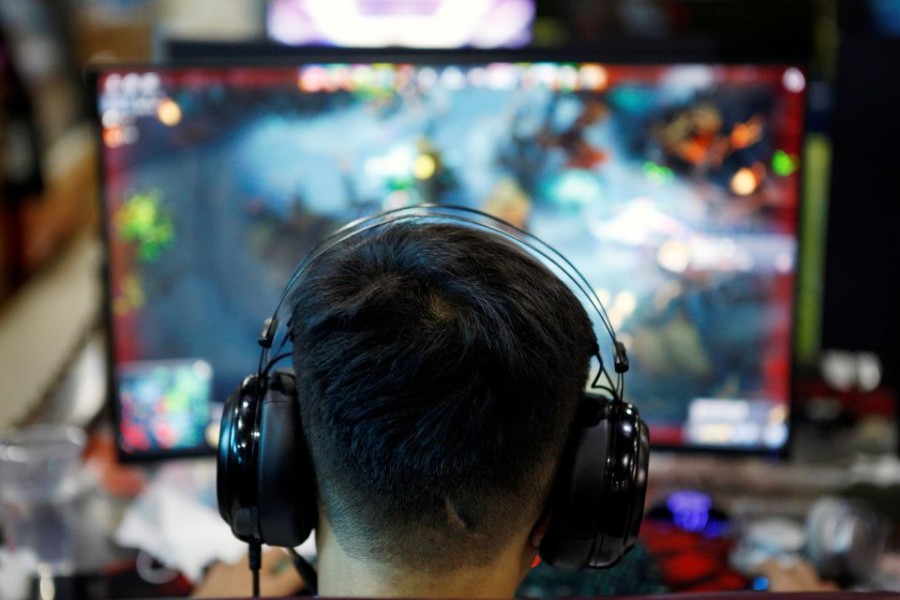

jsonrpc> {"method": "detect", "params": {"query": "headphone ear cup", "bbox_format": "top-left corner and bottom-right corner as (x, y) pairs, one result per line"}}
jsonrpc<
(540, 394), (649, 569)
(598, 400), (649, 564)
(217, 376), (264, 542)
(256, 370), (317, 547)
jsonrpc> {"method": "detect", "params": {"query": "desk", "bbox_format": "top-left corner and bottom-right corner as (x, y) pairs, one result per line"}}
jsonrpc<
(9, 440), (897, 598)
(4, 323), (900, 597)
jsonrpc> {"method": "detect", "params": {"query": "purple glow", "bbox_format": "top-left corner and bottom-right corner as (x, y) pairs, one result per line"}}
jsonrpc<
(666, 490), (713, 532)
(267, 0), (535, 48)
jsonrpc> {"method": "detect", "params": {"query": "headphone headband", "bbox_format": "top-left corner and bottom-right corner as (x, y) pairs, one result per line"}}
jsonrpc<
(260, 204), (629, 400)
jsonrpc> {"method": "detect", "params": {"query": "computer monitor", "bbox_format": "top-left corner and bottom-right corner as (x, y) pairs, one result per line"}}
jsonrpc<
(92, 52), (805, 460)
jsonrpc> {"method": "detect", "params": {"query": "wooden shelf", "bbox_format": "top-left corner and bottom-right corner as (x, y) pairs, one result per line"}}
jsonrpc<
(0, 115), (104, 428)
(0, 231), (102, 427)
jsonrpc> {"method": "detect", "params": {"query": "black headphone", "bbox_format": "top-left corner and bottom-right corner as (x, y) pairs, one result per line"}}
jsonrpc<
(217, 204), (649, 571)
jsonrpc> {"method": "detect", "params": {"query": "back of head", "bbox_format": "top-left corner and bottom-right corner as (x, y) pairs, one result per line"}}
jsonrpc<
(290, 222), (596, 570)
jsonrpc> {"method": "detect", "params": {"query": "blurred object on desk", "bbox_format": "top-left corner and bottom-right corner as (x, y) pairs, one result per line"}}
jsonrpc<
(113, 459), (245, 583)
(806, 496), (890, 586)
(0, 424), (86, 592)
(759, 556), (839, 593)
(871, 552), (900, 593)
(730, 491), (897, 592)
(641, 489), (748, 592)
(793, 351), (897, 464)
(730, 516), (807, 576)
(83, 427), (147, 499)
(820, 351), (884, 394)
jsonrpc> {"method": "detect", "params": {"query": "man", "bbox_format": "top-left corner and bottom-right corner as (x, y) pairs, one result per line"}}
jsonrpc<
(200, 220), (597, 597)
(194, 218), (840, 597)
(289, 222), (596, 597)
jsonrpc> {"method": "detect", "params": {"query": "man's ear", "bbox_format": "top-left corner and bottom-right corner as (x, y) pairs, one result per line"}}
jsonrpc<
(519, 511), (552, 578)
(529, 511), (552, 549)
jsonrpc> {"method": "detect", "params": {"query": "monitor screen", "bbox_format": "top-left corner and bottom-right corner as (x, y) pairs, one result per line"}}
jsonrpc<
(266, 0), (534, 48)
(94, 55), (804, 459)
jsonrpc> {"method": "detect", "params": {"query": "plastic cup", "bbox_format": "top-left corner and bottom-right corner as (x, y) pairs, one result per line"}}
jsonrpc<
(0, 424), (86, 575)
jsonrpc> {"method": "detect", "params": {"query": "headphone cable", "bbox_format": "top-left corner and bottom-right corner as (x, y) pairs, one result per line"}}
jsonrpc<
(248, 540), (262, 598)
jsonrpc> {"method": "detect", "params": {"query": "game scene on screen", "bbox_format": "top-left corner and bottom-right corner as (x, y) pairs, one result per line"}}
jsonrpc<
(97, 61), (804, 455)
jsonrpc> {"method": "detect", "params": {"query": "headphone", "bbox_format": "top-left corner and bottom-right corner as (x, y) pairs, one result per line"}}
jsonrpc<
(217, 204), (650, 571)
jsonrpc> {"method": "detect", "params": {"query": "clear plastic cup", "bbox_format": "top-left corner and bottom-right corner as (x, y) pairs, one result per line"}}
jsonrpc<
(0, 424), (86, 575)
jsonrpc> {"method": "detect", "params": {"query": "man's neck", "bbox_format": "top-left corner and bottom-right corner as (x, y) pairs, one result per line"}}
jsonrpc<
(315, 524), (529, 598)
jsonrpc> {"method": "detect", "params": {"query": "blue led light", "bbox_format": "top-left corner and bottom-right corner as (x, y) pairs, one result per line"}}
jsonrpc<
(751, 576), (769, 591)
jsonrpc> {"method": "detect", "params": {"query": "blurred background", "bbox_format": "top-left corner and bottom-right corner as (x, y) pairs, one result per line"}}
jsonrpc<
(3, 0), (897, 457)
(1, 0), (900, 597)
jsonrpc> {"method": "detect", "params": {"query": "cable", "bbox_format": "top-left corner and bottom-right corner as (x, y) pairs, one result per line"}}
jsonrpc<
(288, 549), (319, 595)
(248, 540), (262, 599)
(261, 352), (293, 378)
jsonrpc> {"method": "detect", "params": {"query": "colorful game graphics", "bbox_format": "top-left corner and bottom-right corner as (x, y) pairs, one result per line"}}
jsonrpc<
(96, 59), (804, 457)
(117, 360), (214, 454)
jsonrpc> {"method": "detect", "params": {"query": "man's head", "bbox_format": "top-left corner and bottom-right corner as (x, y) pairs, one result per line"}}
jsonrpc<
(289, 221), (596, 572)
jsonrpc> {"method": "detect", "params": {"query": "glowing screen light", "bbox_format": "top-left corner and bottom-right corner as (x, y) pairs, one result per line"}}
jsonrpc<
(772, 150), (799, 176)
(156, 98), (182, 126)
(730, 167), (759, 196)
(579, 64), (608, 91)
(782, 67), (806, 93)
(268, 0), (535, 49)
(414, 154), (437, 179)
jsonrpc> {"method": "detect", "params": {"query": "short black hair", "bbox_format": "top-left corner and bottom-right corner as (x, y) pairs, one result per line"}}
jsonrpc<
(290, 222), (596, 569)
